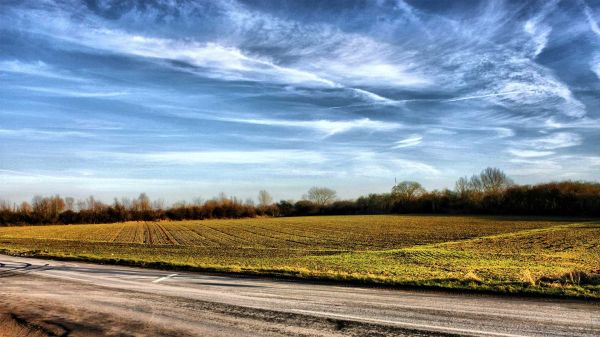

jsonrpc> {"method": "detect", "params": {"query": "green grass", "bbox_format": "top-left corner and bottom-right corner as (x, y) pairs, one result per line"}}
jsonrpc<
(0, 215), (597, 299)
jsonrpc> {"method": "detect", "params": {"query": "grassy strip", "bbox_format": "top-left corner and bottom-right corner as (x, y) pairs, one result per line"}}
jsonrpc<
(0, 247), (596, 300)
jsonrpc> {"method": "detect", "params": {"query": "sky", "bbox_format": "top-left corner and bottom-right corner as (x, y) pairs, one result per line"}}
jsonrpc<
(1, 0), (600, 204)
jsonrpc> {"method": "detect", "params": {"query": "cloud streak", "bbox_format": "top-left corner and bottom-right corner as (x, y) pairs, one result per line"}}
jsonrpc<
(83, 150), (325, 165)
(218, 117), (402, 136)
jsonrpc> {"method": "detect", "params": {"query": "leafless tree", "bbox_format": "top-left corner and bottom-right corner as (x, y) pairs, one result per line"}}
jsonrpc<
(479, 167), (513, 193)
(76, 199), (87, 212)
(152, 198), (165, 210)
(468, 175), (484, 193)
(137, 193), (151, 211)
(120, 197), (129, 209)
(0, 200), (11, 211)
(455, 177), (470, 197)
(64, 197), (75, 211)
(85, 195), (100, 211)
(306, 187), (337, 206)
(257, 190), (273, 207)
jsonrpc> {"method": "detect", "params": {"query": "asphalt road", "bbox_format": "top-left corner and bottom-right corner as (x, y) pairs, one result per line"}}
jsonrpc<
(0, 255), (598, 337)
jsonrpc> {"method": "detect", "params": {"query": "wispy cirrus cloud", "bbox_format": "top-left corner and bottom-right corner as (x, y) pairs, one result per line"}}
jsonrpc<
(217, 117), (402, 137)
(82, 150), (325, 165)
(583, 1), (600, 36)
(509, 155), (600, 178)
(0, 60), (85, 82)
(522, 0), (558, 57)
(391, 158), (440, 175)
(392, 135), (422, 148)
(507, 149), (554, 158)
(0, 128), (91, 139)
(518, 132), (582, 150)
(15, 86), (128, 98)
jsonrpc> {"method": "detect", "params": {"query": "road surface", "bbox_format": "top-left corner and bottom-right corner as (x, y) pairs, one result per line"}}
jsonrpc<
(0, 254), (598, 336)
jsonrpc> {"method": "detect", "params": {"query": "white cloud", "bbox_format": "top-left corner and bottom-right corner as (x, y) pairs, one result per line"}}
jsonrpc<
(496, 78), (585, 118)
(0, 128), (90, 139)
(391, 159), (440, 175)
(0, 60), (84, 82)
(426, 128), (457, 135)
(316, 58), (430, 88)
(593, 61), (600, 80)
(507, 149), (554, 158)
(583, 2), (600, 36)
(218, 117), (402, 136)
(522, 0), (557, 58)
(346, 151), (440, 177)
(5, 2), (431, 98)
(393, 135), (423, 148)
(31, 22), (341, 88)
(508, 155), (600, 178)
(350, 88), (399, 105)
(524, 19), (551, 57)
(17, 86), (128, 98)
(518, 132), (582, 150)
(445, 90), (537, 102)
(14, 14), (338, 89)
(86, 150), (325, 165)
(543, 117), (600, 129)
(440, 126), (515, 139)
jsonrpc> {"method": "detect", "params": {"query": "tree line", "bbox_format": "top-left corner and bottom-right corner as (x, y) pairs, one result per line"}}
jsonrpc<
(1, 168), (599, 226)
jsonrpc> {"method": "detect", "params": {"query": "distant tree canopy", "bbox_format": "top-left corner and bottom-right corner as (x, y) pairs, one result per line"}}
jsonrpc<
(1, 167), (599, 226)
(392, 181), (425, 201)
(305, 187), (337, 206)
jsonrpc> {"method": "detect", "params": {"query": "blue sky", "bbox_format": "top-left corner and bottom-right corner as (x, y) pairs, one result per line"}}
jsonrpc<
(1, 0), (600, 203)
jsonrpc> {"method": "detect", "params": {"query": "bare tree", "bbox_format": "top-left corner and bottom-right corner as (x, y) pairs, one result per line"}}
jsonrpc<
(468, 175), (484, 193)
(31, 195), (65, 222)
(455, 177), (470, 197)
(64, 197), (75, 211)
(479, 167), (513, 194)
(137, 193), (151, 211)
(152, 198), (165, 210)
(76, 199), (87, 212)
(306, 187), (337, 206)
(0, 200), (11, 211)
(257, 190), (273, 207)
(120, 197), (132, 210)
(391, 181), (426, 201)
(84, 195), (99, 211)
